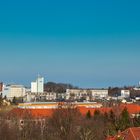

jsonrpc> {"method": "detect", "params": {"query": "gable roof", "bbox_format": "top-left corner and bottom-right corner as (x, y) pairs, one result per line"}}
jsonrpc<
(119, 104), (140, 114)
(107, 127), (140, 140)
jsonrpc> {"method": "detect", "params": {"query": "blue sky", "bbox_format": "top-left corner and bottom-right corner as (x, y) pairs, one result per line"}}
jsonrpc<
(0, 0), (140, 88)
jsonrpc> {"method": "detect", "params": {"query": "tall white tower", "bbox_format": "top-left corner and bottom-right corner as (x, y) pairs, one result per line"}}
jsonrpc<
(36, 75), (44, 93)
(31, 75), (44, 93)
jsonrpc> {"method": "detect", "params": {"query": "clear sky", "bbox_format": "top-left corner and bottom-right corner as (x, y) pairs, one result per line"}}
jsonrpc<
(0, 0), (140, 88)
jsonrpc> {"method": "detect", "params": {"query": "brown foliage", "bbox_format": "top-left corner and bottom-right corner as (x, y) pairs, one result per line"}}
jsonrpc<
(46, 103), (81, 140)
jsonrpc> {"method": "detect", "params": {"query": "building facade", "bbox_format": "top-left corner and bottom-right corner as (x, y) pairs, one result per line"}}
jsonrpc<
(25, 92), (57, 102)
(31, 76), (44, 93)
(3, 85), (26, 100)
(66, 89), (108, 100)
(121, 90), (130, 98)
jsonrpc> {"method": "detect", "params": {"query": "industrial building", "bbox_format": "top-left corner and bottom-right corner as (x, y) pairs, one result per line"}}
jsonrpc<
(3, 84), (26, 101)
(31, 75), (44, 93)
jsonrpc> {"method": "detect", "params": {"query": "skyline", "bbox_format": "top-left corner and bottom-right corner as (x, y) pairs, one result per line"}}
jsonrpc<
(0, 0), (140, 88)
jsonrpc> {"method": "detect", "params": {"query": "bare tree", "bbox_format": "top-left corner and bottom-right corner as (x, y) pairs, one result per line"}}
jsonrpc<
(46, 103), (81, 140)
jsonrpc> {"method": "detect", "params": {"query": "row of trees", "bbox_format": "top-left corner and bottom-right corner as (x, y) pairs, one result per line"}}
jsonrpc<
(44, 82), (78, 93)
(0, 104), (140, 140)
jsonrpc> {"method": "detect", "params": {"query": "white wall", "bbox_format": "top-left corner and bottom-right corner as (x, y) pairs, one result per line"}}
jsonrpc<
(91, 90), (108, 98)
(66, 89), (108, 100)
(9, 85), (26, 98)
(121, 90), (130, 98)
(31, 76), (44, 93)
(31, 82), (37, 93)
(37, 77), (44, 93)
(3, 85), (26, 100)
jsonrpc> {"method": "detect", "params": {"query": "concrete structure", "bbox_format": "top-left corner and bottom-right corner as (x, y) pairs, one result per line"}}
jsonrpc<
(66, 89), (108, 100)
(10, 85), (26, 98)
(45, 92), (57, 100)
(121, 90), (130, 98)
(31, 76), (44, 93)
(91, 89), (108, 98)
(3, 85), (26, 100)
(31, 82), (37, 93)
(25, 92), (57, 102)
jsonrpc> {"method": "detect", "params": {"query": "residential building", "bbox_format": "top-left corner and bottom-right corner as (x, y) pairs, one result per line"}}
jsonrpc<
(91, 89), (108, 98)
(3, 84), (26, 100)
(107, 127), (140, 140)
(25, 92), (57, 102)
(45, 92), (57, 100)
(66, 89), (108, 100)
(121, 90), (130, 98)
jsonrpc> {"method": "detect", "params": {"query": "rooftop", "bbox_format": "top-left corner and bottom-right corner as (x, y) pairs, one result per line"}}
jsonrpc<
(107, 127), (140, 140)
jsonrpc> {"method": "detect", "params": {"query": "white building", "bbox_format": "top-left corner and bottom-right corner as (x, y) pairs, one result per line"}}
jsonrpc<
(31, 76), (44, 93)
(2, 85), (11, 97)
(45, 92), (57, 100)
(25, 92), (57, 102)
(121, 90), (130, 98)
(3, 85), (26, 100)
(31, 82), (37, 93)
(91, 89), (108, 98)
(133, 87), (140, 91)
(66, 89), (108, 100)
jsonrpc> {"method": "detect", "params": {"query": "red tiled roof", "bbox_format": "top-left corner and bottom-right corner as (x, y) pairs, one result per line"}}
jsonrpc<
(78, 106), (112, 116)
(106, 136), (116, 140)
(8, 103), (140, 119)
(8, 108), (54, 118)
(107, 127), (140, 140)
(9, 107), (112, 118)
(119, 104), (140, 114)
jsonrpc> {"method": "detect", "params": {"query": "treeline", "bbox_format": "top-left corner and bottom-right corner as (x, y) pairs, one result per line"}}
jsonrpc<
(44, 82), (78, 93)
(0, 105), (140, 140)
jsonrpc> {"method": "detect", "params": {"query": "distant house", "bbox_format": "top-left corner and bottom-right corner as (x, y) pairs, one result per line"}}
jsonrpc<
(66, 89), (108, 100)
(25, 92), (57, 102)
(130, 89), (140, 100)
(121, 90), (130, 98)
(107, 127), (140, 140)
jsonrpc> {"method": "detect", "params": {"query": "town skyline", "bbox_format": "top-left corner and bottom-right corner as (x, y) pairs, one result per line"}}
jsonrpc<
(0, 0), (140, 88)
(1, 75), (140, 89)
(1, 1), (140, 140)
